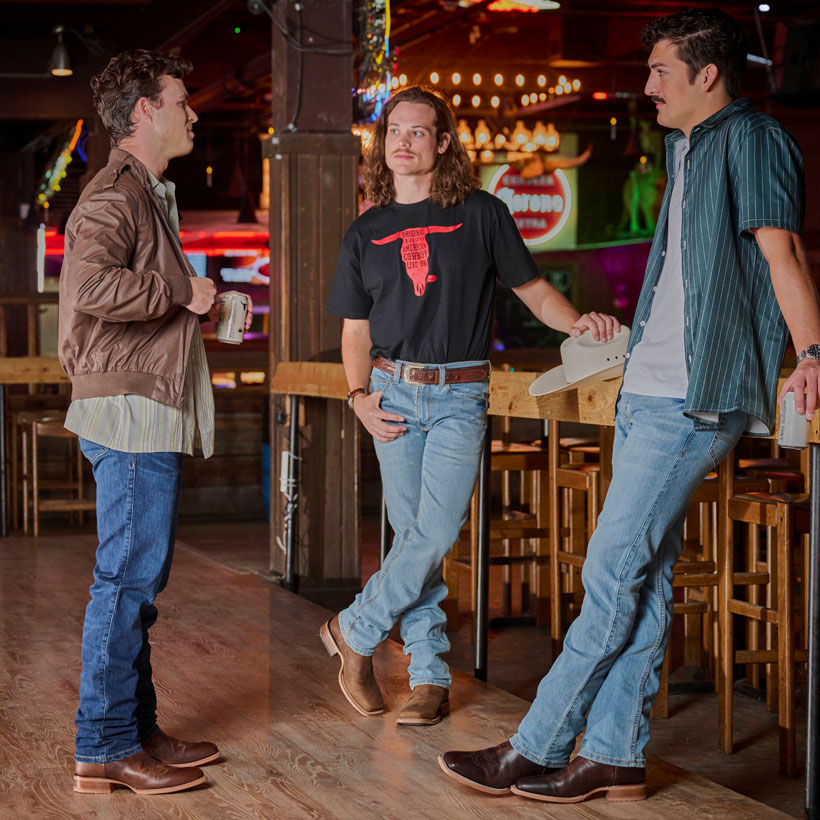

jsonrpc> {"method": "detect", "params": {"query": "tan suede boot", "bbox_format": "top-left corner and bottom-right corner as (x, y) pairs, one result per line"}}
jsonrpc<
(396, 685), (450, 726)
(319, 615), (385, 716)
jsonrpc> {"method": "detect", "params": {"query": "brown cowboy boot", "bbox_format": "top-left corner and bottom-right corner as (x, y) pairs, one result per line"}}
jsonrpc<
(511, 755), (647, 803)
(319, 615), (385, 716)
(396, 685), (450, 726)
(142, 727), (220, 768)
(74, 750), (206, 795)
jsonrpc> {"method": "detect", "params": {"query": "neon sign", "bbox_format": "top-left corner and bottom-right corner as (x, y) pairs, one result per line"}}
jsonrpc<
(488, 164), (572, 246)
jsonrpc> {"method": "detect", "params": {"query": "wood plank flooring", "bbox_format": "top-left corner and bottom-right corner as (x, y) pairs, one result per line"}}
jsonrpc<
(0, 534), (792, 819)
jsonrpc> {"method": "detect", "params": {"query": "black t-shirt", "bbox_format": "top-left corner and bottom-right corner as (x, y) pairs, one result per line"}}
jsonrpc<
(327, 190), (540, 363)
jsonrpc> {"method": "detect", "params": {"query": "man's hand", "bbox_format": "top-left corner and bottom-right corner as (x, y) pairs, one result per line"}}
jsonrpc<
(778, 358), (820, 421)
(207, 291), (254, 330)
(185, 277), (217, 315)
(570, 312), (621, 341)
(353, 391), (406, 442)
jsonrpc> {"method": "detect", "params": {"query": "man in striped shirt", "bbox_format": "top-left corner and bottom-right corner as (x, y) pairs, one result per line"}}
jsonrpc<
(441, 8), (820, 802)
(60, 51), (249, 796)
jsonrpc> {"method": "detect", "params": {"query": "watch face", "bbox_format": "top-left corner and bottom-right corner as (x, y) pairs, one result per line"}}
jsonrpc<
(799, 345), (820, 362)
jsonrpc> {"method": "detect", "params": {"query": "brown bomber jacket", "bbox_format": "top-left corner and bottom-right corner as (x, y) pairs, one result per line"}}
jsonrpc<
(58, 148), (197, 408)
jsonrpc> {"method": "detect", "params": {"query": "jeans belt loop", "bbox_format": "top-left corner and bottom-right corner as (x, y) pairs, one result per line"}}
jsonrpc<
(439, 365), (446, 387)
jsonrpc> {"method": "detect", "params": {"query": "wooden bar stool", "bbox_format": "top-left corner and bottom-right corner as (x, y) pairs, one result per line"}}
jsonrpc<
(30, 419), (96, 537)
(17, 409), (69, 533)
(718, 453), (809, 777)
(8, 404), (67, 531)
(651, 471), (770, 720)
(548, 420), (601, 650)
(443, 440), (550, 628)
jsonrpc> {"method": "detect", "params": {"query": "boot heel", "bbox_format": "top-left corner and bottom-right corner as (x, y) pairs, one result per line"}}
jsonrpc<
(606, 783), (647, 802)
(319, 621), (339, 658)
(74, 776), (115, 794)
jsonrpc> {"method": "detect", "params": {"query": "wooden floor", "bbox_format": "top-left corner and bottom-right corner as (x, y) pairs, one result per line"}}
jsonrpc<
(0, 534), (793, 819)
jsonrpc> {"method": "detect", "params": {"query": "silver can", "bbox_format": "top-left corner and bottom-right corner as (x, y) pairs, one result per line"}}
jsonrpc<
(777, 391), (810, 450)
(216, 292), (248, 345)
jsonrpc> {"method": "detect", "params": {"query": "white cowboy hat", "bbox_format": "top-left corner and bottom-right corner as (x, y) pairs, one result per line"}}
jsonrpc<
(529, 326), (631, 396)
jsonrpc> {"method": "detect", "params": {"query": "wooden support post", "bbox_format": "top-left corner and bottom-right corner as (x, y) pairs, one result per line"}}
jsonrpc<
(266, 0), (361, 609)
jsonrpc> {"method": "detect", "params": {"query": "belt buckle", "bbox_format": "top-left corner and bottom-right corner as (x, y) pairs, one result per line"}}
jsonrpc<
(401, 362), (429, 385)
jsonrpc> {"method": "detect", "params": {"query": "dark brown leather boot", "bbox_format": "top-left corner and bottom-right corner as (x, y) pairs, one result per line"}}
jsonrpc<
(74, 750), (206, 795)
(142, 727), (220, 768)
(396, 685), (450, 726)
(438, 741), (553, 794)
(511, 755), (647, 803)
(319, 615), (385, 716)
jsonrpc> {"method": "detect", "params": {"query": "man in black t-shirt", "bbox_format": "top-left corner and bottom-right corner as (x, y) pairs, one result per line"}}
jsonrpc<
(321, 86), (619, 726)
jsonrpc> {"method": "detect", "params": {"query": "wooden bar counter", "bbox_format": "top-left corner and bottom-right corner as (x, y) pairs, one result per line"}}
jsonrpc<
(270, 360), (813, 435)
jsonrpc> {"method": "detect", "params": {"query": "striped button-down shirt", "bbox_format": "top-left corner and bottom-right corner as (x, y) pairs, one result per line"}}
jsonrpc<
(65, 172), (215, 457)
(624, 98), (804, 435)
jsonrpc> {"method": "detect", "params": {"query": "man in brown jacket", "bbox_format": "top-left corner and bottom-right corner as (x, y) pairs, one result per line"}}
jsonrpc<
(59, 50), (249, 796)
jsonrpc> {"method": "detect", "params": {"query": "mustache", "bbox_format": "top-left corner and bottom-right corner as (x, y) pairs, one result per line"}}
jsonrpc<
(652, 96), (665, 104)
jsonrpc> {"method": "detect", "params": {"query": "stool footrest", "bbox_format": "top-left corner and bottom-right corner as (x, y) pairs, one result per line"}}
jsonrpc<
(728, 598), (777, 624)
(735, 648), (808, 664)
(37, 499), (97, 512)
(556, 551), (585, 568)
(673, 573), (718, 588)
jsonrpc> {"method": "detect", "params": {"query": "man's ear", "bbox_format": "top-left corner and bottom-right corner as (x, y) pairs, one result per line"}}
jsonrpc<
(700, 62), (721, 93)
(132, 96), (154, 127)
(438, 132), (451, 155)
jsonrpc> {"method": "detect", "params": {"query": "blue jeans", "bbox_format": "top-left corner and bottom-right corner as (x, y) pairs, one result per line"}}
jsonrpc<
(510, 393), (746, 768)
(338, 362), (489, 689)
(74, 440), (184, 763)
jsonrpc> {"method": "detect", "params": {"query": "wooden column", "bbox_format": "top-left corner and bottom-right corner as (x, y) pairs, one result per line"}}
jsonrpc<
(266, 0), (362, 609)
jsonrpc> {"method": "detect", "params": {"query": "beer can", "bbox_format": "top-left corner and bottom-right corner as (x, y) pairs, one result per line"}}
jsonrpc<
(777, 391), (810, 450)
(216, 292), (248, 345)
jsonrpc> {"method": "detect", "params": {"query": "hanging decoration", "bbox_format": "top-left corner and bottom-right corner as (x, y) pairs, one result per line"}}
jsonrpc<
(354, 0), (397, 124)
(36, 119), (84, 210)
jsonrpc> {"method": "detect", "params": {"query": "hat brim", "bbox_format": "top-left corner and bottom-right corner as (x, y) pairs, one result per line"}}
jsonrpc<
(528, 363), (625, 397)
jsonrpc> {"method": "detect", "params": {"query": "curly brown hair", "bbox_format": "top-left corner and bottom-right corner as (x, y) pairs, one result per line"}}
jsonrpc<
(91, 49), (193, 146)
(641, 9), (747, 99)
(363, 86), (480, 208)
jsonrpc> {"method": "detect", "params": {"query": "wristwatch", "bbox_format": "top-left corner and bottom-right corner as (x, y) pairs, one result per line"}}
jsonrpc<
(347, 387), (368, 408)
(796, 344), (820, 364)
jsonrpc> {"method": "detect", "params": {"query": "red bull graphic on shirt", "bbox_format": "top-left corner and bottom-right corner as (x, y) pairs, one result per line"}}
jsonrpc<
(372, 223), (463, 296)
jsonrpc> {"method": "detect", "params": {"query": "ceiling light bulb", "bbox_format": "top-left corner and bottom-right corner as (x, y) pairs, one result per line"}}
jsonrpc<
(50, 25), (72, 77)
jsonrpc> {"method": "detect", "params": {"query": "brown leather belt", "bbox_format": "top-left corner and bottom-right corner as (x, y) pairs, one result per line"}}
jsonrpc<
(372, 357), (490, 385)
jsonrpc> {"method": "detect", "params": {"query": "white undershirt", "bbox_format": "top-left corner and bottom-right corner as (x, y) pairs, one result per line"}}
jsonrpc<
(622, 140), (690, 398)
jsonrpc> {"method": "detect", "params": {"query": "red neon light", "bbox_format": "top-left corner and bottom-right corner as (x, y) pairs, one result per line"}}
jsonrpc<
(212, 231), (267, 239)
(592, 91), (608, 100)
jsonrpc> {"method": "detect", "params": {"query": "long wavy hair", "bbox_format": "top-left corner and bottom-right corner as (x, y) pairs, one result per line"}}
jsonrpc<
(363, 86), (480, 208)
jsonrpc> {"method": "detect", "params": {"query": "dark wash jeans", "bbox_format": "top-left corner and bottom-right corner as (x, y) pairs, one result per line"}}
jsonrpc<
(74, 439), (183, 763)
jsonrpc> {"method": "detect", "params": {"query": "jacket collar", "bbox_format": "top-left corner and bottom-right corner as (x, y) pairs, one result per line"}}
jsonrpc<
(664, 97), (754, 146)
(102, 147), (155, 190)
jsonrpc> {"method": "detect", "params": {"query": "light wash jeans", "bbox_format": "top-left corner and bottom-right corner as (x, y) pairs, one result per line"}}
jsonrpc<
(510, 393), (746, 768)
(338, 361), (489, 689)
(75, 440), (184, 763)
